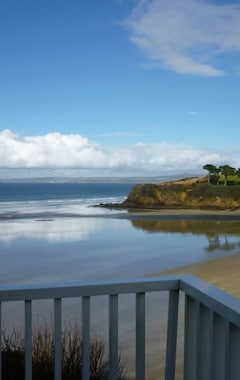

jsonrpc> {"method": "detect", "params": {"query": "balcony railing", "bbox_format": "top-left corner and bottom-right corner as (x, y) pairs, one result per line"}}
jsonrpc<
(0, 274), (239, 380)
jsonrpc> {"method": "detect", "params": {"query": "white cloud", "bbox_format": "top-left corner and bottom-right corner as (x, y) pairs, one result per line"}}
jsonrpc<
(0, 130), (107, 169)
(122, 0), (240, 76)
(0, 129), (237, 175)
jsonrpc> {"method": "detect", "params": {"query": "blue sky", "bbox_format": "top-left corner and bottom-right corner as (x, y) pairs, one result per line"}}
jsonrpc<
(1, 0), (240, 178)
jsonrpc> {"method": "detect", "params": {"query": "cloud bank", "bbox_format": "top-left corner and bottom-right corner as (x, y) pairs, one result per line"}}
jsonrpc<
(123, 0), (240, 76)
(0, 129), (236, 176)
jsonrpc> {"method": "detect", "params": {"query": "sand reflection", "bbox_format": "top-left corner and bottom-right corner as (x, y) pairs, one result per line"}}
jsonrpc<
(131, 219), (240, 253)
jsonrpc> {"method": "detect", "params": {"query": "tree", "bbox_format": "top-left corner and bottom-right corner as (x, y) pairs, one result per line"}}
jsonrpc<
(203, 164), (218, 184)
(211, 167), (221, 185)
(219, 164), (236, 186)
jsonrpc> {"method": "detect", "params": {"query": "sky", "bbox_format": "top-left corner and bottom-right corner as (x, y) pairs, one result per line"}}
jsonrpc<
(1, 0), (240, 178)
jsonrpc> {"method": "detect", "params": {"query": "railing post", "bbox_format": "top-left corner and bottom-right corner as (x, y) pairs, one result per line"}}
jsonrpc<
(198, 305), (213, 380)
(1, 276), (240, 380)
(229, 323), (240, 380)
(184, 296), (199, 380)
(25, 300), (32, 380)
(212, 314), (229, 380)
(109, 294), (118, 380)
(0, 302), (2, 380)
(82, 296), (90, 380)
(54, 298), (62, 380)
(165, 290), (179, 380)
(136, 292), (145, 380)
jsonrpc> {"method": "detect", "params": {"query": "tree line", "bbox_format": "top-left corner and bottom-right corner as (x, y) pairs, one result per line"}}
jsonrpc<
(203, 164), (240, 186)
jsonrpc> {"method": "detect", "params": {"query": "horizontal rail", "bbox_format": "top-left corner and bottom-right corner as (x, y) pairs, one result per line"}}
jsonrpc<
(0, 275), (240, 328)
(0, 276), (180, 302)
(180, 275), (240, 327)
(0, 275), (239, 380)
(1, 275), (240, 327)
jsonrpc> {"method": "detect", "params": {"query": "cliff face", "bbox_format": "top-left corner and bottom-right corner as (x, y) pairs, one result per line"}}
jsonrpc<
(122, 183), (240, 210)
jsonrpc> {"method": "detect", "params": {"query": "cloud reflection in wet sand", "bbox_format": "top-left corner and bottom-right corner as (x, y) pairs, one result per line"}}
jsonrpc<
(0, 217), (104, 243)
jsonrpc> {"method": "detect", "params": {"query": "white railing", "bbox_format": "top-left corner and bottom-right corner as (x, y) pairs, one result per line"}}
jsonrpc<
(0, 274), (239, 380)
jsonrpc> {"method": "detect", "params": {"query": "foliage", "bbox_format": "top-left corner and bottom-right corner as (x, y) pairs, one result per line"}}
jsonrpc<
(203, 163), (239, 186)
(189, 183), (240, 199)
(219, 164), (236, 186)
(2, 322), (126, 380)
(203, 164), (220, 184)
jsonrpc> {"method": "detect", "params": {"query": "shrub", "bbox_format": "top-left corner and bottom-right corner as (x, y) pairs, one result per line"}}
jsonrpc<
(2, 321), (126, 380)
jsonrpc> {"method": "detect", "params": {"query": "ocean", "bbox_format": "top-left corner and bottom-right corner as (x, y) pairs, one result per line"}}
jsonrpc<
(0, 181), (240, 286)
(0, 182), (134, 218)
(1, 181), (240, 378)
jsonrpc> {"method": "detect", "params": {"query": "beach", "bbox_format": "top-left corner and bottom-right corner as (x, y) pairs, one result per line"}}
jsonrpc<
(119, 209), (240, 297)
(96, 210), (240, 379)
(1, 185), (240, 379)
(121, 208), (240, 298)
(118, 207), (240, 299)
(161, 250), (240, 297)
(116, 209), (240, 379)
(116, 207), (240, 218)
(148, 218), (240, 380)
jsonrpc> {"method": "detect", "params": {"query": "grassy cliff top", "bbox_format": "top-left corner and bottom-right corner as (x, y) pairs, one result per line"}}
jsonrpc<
(122, 176), (240, 211)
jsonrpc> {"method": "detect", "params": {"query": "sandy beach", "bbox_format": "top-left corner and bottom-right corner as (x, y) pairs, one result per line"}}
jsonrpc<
(118, 208), (240, 297)
(117, 207), (240, 219)
(122, 208), (240, 297)
(119, 209), (240, 379)
(2, 206), (240, 379)
(159, 251), (240, 297)
(143, 246), (240, 379)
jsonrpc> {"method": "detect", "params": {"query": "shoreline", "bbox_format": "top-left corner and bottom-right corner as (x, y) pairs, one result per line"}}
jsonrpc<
(117, 207), (240, 217)
(158, 251), (240, 298)
(1, 207), (240, 221)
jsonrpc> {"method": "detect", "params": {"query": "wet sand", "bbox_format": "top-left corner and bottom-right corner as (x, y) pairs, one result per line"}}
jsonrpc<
(131, 208), (240, 215)
(3, 208), (240, 379)
(160, 251), (240, 297)
(120, 207), (240, 298)
(147, 251), (240, 380)
(117, 208), (240, 219)
(139, 226), (240, 380)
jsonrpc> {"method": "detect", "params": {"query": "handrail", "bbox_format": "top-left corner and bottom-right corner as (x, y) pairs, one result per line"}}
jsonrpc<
(0, 275), (240, 380)
(180, 275), (240, 327)
(0, 276), (180, 301)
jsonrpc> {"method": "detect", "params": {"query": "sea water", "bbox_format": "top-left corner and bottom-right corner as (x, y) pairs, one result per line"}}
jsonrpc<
(1, 181), (240, 327)
(1, 181), (240, 378)
(0, 182), (133, 217)
(0, 181), (240, 285)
